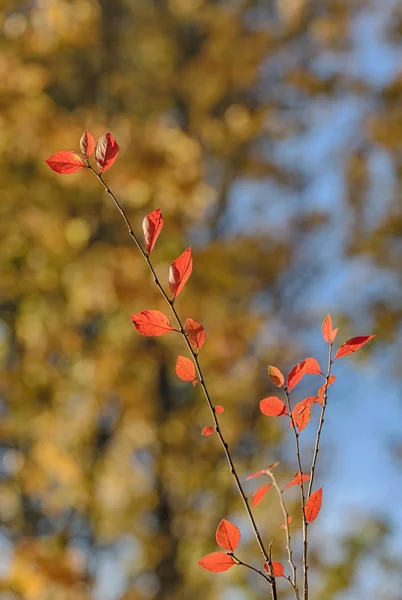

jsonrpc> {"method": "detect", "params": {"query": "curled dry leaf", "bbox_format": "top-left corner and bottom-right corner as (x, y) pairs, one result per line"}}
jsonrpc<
(216, 519), (241, 552)
(130, 310), (174, 336)
(80, 130), (95, 157)
(268, 365), (284, 387)
(287, 360), (307, 391)
(305, 488), (323, 523)
(283, 472), (310, 490)
(169, 247), (193, 298)
(264, 562), (285, 578)
(198, 552), (236, 573)
(260, 396), (287, 417)
(202, 426), (215, 436)
(95, 132), (120, 173)
(142, 208), (164, 254)
(176, 355), (198, 385)
(215, 405), (224, 414)
(45, 151), (86, 174)
(252, 484), (271, 507)
(184, 318), (206, 351)
(335, 335), (375, 359)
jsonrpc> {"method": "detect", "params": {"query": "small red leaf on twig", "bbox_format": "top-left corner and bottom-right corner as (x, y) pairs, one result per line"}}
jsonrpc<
(260, 396), (287, 417)
(169, 247), (193, 298)
(317, 376), (336, 405)
(176, 355), (197, 384)
(304, 357), (322, 375)
(281, 516), (293, 529)
(290, 396), (317, 432)
(268, 366), (284, 387)
(215, 405), (224, 414)
(198, 552), (236, 572)
(321, 314), (334, 343)
(95, 132), (119, 172)
(287, 360), (307, 391)
(216, 519), (241, 551)
(264, 562), (285, 577)
(283, 473), (310, 490)
(80, 130), (95, 157)
(142, 208), (164, 254)
(130, 310), (174, 336)
(202, 426), (215, 436)
(335, 335), (375, 359)
(45, 151), (86, 174)
(185, 318), (206, 351)
(305, 488), (323, 523)
(252, 484), (271, 507)
(245, 470), (267, 481)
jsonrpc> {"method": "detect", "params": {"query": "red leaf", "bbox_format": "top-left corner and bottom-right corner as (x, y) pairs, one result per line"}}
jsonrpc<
(216, 519), (241, 552)
(260, 396), (287, 417)
(169, 247), (193, 298)
(176, 355), (197, 384)
(130, 310), (174, 336)
(268, 365), (284, 387)
(287, 360), (307, 391)
(80, 130), (95, 157)
(317, 376), (336, 405)
(283, 473), (310, 490)
(291, 397), (317, 432)
(45, 151), (86, 174)
(305, 488), (323, 523)
(202, 426), (215, 436)
(335, 335), (375, 359)
(264, 562), (285, 578)
(321, 314), (333, 343)
(252, 484), (271, 507)
(281, 516), (293, 529)
(304, 357), (322, 375)
(245, 470), (267, 481)
(185, 318), (206, 351)
(142, 208), (164, 254)
(215, 405), (224, 414)
(95, 132), (120, 173)
(198, 552), (236, 573)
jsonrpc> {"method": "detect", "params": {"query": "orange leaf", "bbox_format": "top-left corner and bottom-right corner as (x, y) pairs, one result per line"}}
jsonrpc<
(283, 473), (310, 490)
(95, 132), (119, 172)
(287, 360), (307, 391)
(216, 519), (241, 552)
(202, 426), (215, 436)
(176, 355), (197, 384)
(281, 516), (293, 529)
(291, 397), (317, 432)
(305, 488), (323, 523)
(321, 314), (333, 343)
(260, 396), (287, 417)
(215, 405), (224, 414)
(198, 552), (236, 573)
(252, 484), (271, 507)
(130, 310), (174, 336)
(335, 335), (375, 359)
(264, 562), (285, 577)
(80, 129), (95, 157)
(304, 357), (322, 375)
(169, 247), (193, 298)
(245, 470), (267, 481)
(142, 208), (164, 254)
(317, 376), (336, 405)
(185, 318), (206, 351)
(268, 365), (284, 387)
(45, 151), (86, 174)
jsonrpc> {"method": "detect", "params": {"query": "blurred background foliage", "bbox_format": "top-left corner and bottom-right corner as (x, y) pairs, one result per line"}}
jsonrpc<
(0, 0), (402, 599)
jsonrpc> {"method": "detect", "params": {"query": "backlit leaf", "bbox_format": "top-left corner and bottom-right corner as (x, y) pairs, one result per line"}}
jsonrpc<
(95, 132), (120, 172)
(202, 426), (215, 436)
(291, 397), (317, 432)
(185, 318), (206, 351)
(264, 562), (285, 577)
(287, 360), (307, 391)
(215, 405), (224, 414)
(305, 488), (323, 523)
(169, 247), (193, 298)
(45, 151), (86, 174)
(304, 357), (322, 375)
(283, 473), (310, 490)
(335, 335), (375, 359)
(176, 355), (197, 384)
(260, 396), (287, 417)
(252, 484), (271, 507)
(80, 129), (95, 157)
(216, 519), (241, 551)
(130, 310), (174, 336)
(245, 470), (267, 481)
(268, 365), (284, 387)
(321, 314), (333, 343)
(198, 552), (236, 572)
(142, 208), (164, 254)
(317, 376), (336, 405)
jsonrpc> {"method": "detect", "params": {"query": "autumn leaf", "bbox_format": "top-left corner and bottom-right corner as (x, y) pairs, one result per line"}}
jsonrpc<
(184, 318), (206, 351)
(245, 470), (267, 481)
(45, 151), (86, 174)
(176, 355), (198, 385)
(252, 484), (271, 507)
(169, 247), (193, 298)
(290, 397), (317, 432)
(287, 360), (307, 391)
(130, 310), (174, 336)
(305, 488), (323, 523)
(304, 357), (322, 375)
(264, 562), (285, 577)
(80, 130), (95, 157)
(198, 552), (236, 573)
(202, 426), (215, 436)
(335, 335), (375, 359)
(215, 405), (224, 414)
(317, 376), (336, 405)
(281, 516), (293, 529)
(260, 396), (287, 417)
(142, 208), (164, 254)
(216, 519), (241, 552)
(268, 365), (284, 387)
(321, 314), (333, 343)
(95, 132), (120, 172)
(283, 472), (310, 490)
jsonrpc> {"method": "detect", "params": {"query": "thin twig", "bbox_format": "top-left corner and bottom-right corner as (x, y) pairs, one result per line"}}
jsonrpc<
(89, 166), (277, 599)
(232, 553), (272, 583)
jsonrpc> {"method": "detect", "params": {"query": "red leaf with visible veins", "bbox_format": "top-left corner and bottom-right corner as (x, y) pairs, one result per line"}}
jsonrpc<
(95, 132), (119, 172)
(287, 360), (307, 391)
(260, 396), (287, 417)
(169, 247), (193, 298)
(202, 426), (215, 436)
(283, 473), (310, 490)
(317, 376), (336, 405)
(291, 397), (317, 432)
(142, 208), (164, 254)
(198, 552), (236, 572)
(216, 519), (241, 551)
(130, 310), (174, 336)
(185, 318), (206, 351)
(264, 562), (285, 577)
(252, 484), (271, 507)
(45, 151), (86, 174)
(176, 355), (197, 384)
(268, 366), (284, 387)
(304, 357), (322, 375)
(80, 130), (95, 157)
(335, 335), (375, 359)
(305, 488), (323, 523)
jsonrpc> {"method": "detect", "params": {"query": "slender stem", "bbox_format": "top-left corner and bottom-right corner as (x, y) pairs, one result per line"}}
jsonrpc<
(267, 467), (300, 600)
(89, 167), (277, 598)
(232, 553), (272, 583)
